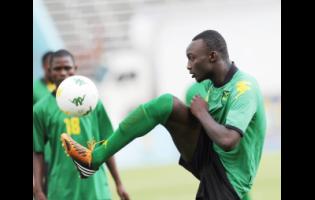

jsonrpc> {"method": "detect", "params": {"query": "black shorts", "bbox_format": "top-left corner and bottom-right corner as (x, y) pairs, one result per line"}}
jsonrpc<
(179, 130), (240, 200)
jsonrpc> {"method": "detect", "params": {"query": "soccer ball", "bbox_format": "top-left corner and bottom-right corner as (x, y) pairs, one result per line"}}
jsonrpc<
(56, 75), (99, 117)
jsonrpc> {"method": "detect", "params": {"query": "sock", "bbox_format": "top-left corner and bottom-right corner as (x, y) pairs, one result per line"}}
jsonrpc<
(91, 93), (173, 169)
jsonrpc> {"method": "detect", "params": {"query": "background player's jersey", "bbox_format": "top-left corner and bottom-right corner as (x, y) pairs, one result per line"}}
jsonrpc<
(33, 78), (56, 105)
(186, 68), (266, 199)
(33, 92), (113, 200)
(33, 78), (56, 184)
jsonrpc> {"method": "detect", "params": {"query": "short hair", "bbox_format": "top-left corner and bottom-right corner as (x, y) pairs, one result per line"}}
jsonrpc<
(192, 30), (229, 60)
(41, 51), (54, 66)
(50, 49), (75, 66)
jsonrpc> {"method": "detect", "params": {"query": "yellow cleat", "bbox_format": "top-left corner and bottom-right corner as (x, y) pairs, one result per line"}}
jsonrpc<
(60, 133), (97, 178)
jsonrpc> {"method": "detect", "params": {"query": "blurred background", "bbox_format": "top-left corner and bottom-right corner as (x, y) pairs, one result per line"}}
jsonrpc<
(33, 0), (280, 199)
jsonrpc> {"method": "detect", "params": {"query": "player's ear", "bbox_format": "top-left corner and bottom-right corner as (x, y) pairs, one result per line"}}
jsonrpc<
(208, 51), (217, 63)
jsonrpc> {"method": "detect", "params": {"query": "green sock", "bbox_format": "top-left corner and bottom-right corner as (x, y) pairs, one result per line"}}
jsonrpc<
(91, 94), (173, 169)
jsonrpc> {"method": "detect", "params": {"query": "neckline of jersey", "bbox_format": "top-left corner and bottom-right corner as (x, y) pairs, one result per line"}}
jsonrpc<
(212, 62), (238, 89)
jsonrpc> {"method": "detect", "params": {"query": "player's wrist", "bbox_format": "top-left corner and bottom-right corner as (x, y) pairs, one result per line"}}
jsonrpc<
(115, 179), (123, 187)
(34, 183), (44, 194)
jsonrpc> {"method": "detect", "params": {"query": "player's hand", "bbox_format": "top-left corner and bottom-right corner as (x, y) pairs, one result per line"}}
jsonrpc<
(116, 183), (130, 200)
(190, 95), (209, 119)
(34, 191), (47, 200)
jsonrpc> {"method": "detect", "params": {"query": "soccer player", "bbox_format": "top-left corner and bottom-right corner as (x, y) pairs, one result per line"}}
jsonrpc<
(62, 30), (266, 200)
(33, 51), (56, 105)
(33, 49), (130, 200)
(185, 83), (252, 200)
(33, 51), (55, 196)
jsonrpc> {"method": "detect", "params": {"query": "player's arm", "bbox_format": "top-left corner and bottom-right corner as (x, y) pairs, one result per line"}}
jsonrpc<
(105, 156), (130, 200)
(33, 106), (47, 200)
(190, 95), (241, 151)
(33, 152), (47, 200)
(191, 81), (257, 151)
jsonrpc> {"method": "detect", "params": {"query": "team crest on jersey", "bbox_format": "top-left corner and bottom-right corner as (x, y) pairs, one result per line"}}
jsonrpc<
(235, 81), (251, 99)
(221, 90), (230, 104)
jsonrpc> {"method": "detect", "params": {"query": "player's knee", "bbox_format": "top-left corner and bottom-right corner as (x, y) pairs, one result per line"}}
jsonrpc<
(172, 96), (188, 113)
(157, 93), (173, 105)
(143, 93), (174, 123)
(156, 93), (189, 116)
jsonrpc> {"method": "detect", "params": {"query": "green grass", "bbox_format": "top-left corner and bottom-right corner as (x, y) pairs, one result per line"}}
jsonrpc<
(250, 152), (281, 200)
(108, 152), (280, 200)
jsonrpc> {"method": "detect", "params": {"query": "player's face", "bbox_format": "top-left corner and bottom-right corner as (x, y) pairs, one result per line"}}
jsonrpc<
(186, 39), (213, 82)
(50, 56), (77, 86)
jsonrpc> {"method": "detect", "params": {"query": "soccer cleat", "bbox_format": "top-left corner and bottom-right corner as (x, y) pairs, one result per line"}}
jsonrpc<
(61, 133), (97, 178)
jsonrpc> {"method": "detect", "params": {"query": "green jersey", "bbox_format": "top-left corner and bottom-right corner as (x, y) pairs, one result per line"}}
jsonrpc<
(185, 81), (208, 106)
(186, 66), (266, 198)
(33, 92), (113, 200)
(33, 78), (56, 105)
(33, 78), (56, 172)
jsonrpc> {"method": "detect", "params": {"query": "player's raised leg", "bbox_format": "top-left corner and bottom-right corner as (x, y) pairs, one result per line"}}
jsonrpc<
(164, 96), (201, 162)
(61, 93), (201, 177)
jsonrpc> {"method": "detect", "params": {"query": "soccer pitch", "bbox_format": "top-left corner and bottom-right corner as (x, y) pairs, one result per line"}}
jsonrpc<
(108, 152), (280, 200)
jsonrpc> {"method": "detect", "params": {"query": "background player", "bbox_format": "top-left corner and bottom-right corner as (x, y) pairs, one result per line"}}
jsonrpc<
(33, 49), (130, 200)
